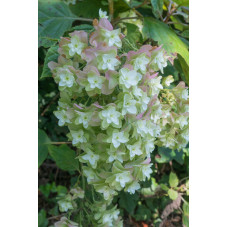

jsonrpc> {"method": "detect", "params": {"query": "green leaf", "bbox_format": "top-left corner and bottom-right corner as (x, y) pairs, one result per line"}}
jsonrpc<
(57, 185), (68, 195)
(38, 209), (48, 227)
(70, 0), (130, 18)
(168, 188), (178, 200)
(174, 149), (186, 165)
(181, 29), (189, 38)
(150, 0), (164, 19)
(170, 15), (187, 31)
(38, 24), (57, 48)
(124, 23), (143, 46)
(38, 129), (51, 167)
(38, 0), (76, 48)
(156, 147), (185, 165)
(133, 204), (152, 221)
(118, 191), (139, 214)
(40, 44), (59, 79)
(70, 0), (108, 18)
(151, 177), (158, 191)
(48, 144), (79, 171)
(39, 182), (57, 198)
(38, 65), (43, 80)
(70, 24), (94, 32)
(113, 0), (131, 16)
(183, 202), (189, 215)
(160, 184), (169, 191)
(143, 18), (189, 83)
(156, 147), (176, 163)
(174, 0), (189, 7)
(178, 54), (189, 85)
(183, 202), (189, 227)
(169, 172), (179, 188)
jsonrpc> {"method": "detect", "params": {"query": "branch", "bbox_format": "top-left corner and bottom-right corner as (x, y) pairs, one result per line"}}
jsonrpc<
(163, 0), (178, 23)
(108, 0), (114, 22)
(48, 214), (65, 220)
(50, 142), (72, 145)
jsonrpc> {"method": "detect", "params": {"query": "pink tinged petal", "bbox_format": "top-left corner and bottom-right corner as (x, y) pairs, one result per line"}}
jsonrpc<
(144, 95), (158, 120)
(136, 111), (146, 120)
(168, 52), (177, 65)
(89, 31), (99, 47)
(68, 66), (77, 75)
(97, 42), (118, 53)
(176, 81), (186, 89)
(75, 70), (86, 79)
(58, 55), (69, 65)
(126, 50), (137, 61)
(74, 103), (84, 110)
(82, 46), (96, 62)
(126, 45), (154, 62)
(101, 81), (111, 95)
(58, 37), (70, 55)
(140, 86), (147, 92)
(105, 70), (111, 80)
(59, 37), (70, 47)
(138, 45), (153, 55)
(92, 102), (104, 109)
(145, 72), (159, 81)
(69, 31), (88, 43)
(119, 33), (125, 39)
(151, 45), (163, 54)
(150, 72), (159, 79)
(48, 61), (58, 72)
(98, 18), (113, 31)
(105, 70), (118, 85)
(123, 64), (134, 71)
(142, 158), (151, 164)
(84, 65), (100, 76)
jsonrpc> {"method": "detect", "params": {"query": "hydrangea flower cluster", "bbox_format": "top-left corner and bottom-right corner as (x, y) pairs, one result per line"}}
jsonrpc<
(49, 10), (189, 227)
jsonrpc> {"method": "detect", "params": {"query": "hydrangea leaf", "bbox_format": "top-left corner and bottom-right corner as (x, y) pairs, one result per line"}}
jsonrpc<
(178, 54), (189, 85)
(41, 44), (59, 79)
(39, 182), (57, 198)
(70, 24), (94, 32)
(183, 202), (189, 227)
(38, 0), (77, 48)
(150, 0), (164, 19)
(124, 23), (143, 46)
(160, 184), (169, 191)
(133, 204), (152, 221)
(168, 188), (178, 200)
(38, 129), (51, 167)
(181, 29), (189, 38)
(113, 0), (131, 16)
(174, 0), (189, 7)
(156, 147), (185, 165)
(70, 0), (130, 18)
(118, 191), (139, 215)
(38, 209), (48, 227)
(169, 172), (179, 188)
(48, 144), (79, 171)
(143, 17), (189, 84)
(70, 0), (108, 18)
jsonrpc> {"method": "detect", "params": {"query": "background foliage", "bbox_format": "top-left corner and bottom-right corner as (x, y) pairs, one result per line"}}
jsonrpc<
(38, 0), (189, 226)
